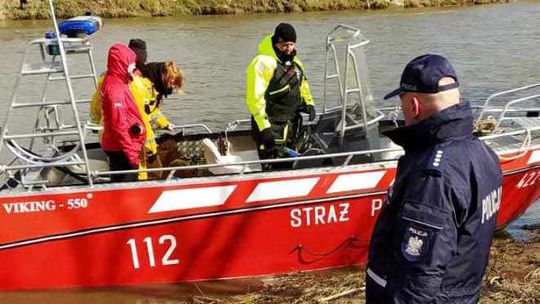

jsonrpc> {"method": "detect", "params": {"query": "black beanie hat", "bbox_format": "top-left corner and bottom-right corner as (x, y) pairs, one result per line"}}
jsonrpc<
(274, 23), (296, 43)
(128, 38), (147, 68)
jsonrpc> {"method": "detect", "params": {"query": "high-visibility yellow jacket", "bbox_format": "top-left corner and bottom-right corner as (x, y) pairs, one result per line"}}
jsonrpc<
(89, 74), (105, 125)
(139, 84), (170, 130)
(245, 34), (314, 132)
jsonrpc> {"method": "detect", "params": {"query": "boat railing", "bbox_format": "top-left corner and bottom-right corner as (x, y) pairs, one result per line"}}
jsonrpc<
(92, 146), (406, 181)
(87, 121), (214, 135)
(0, 0), (100, 189)
(2, 112), (539, 190)
(481, 118), (540, 161)
(89, 124), (540, 182)
(471, 106), (540, 115)
(322, 24), (379, 145)
(171, 124), (213, 134)
(223, 108), (387, 146)
(495, 98), (540, 129)
(476, 82), (540, 125)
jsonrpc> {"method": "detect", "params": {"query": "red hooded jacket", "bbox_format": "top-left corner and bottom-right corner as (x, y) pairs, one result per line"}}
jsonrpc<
(100, 44), (146, 167)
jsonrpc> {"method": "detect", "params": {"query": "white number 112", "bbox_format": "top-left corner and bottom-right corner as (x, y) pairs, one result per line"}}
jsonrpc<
(127, 235), (179, 269)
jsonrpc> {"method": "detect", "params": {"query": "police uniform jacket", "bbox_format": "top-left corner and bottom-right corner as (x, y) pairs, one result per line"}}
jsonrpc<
(366, 102), (503, 303)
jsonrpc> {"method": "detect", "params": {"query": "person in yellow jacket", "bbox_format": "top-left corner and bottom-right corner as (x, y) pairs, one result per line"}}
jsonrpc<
(245, 23), (316, 161)
(139, 61), (183, 132)
(137, 61), (183, 179)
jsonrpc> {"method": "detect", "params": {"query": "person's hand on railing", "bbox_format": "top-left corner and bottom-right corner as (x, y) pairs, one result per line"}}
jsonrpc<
(306, 105), (316, 121)
(300, 102), (316, 121)
(165, 123), (176, 131)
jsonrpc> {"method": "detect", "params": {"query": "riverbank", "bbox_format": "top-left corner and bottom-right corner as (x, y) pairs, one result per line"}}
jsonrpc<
(0, 0), (512, 20)
(185, 229), (539, 303)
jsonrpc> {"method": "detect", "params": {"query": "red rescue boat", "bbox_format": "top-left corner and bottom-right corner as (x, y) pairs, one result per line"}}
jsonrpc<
(0, 1), (538, 291)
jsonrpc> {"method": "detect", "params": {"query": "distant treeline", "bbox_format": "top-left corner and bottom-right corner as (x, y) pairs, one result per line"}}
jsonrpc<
(0, 0), (512, 20)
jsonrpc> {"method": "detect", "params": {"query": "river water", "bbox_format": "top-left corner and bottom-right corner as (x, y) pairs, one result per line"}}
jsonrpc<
(0, 1), (539, 302)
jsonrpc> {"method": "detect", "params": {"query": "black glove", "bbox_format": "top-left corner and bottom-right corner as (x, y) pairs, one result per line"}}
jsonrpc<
(306, 105), (316, 121)
(147, 153), (158, 164)
(130, 124), (143, 135)
(260, 128), (275, 149)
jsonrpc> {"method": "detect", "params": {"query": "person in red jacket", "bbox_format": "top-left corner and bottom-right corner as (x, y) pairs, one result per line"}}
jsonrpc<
(100, 43), (146, 182)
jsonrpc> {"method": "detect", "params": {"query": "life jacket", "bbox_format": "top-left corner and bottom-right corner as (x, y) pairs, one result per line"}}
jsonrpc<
(264, 59), (304, 124)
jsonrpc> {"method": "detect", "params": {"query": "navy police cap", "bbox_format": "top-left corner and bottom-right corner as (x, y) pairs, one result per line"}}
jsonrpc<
(384, 54), (459, 100)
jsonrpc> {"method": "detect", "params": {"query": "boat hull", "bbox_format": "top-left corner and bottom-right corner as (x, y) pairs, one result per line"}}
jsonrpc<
(0, 149), (539, 290)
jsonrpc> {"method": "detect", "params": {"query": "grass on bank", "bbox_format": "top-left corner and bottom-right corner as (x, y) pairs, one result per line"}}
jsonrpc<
(1, 0), (512, 20)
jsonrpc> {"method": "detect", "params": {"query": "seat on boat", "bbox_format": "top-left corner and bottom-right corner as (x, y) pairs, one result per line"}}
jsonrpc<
(41, 158), (110, 186)
(201, 138), (261, 174)
(39, 147), (110, 186)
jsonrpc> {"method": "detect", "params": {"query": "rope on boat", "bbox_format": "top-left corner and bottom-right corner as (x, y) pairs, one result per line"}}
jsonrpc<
(290, 236), (368, 265)
(473, 116), (498, 136)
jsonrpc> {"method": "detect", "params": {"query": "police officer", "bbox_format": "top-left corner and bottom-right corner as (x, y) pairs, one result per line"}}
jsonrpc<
(365, 54), (503, 303)
(245, 23), (316, 161)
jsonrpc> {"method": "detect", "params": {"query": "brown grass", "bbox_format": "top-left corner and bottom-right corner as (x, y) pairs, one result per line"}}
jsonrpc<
(0, 0), (513, 20)
(181, 229), (539, 303)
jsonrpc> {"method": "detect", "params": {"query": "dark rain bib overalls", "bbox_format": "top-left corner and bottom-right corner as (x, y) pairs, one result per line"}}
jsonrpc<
(252, 59), (305, 158)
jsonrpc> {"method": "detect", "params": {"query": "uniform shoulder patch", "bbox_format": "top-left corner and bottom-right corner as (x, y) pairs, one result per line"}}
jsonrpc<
(424, 148), (445, 177)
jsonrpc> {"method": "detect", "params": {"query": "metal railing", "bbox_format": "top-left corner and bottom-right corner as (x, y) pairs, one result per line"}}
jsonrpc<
(92, 146), (405, 181)
(2, 114), (539, 191)
(0, 0), (99, 189)
(322, 24), (379, 145)
(89, 123), (540, 182)
(476, 82), (540, 126)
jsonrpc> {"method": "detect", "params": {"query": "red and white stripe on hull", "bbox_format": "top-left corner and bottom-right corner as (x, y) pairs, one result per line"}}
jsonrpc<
(497, 148), (540, 227)
(528, 149), (540, 164)
(0, 148), (539, 290)
(0, 166), (393, 248)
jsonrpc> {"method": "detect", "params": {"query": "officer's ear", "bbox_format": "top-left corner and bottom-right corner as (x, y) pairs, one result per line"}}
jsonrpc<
(411, 96), (422, 119)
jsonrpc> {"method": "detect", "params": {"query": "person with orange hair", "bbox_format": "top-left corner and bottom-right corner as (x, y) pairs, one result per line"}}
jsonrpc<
(140, 61), (184, 131)
(134, 61), (184, 179)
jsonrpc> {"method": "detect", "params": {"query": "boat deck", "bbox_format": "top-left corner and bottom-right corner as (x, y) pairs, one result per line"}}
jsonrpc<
(486, 117), (540, 154)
